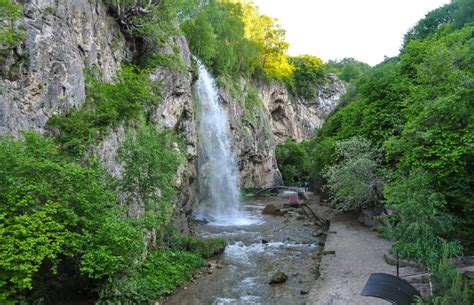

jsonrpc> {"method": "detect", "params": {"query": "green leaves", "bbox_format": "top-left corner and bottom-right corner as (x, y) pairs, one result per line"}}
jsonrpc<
(0, 0), (25, 49)
(0, 197), (64, 301)
(119, 121), (182, 231)
(323, 137), (385, 211)
(47, 65), (159, 156)
(289, 55), (326, 99)
(0, 133), (144, 302)
(276, 141), (310, 185)
(383, 171), (462, 268)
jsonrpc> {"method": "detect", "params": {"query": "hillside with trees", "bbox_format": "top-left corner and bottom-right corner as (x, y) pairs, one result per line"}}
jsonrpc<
(277, 0), (473, 303)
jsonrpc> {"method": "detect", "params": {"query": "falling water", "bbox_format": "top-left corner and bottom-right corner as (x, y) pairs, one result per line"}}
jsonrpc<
(194, 62), (253, 226)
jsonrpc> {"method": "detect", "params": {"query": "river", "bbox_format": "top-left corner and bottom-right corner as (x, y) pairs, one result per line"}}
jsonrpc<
(164, 196), (322, 305)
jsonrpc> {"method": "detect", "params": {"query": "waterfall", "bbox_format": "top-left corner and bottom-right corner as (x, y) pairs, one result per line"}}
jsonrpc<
(194, 62), (250, 226)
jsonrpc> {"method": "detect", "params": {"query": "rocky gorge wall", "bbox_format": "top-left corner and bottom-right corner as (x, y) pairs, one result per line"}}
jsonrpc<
(219, 75), (345, 189)
(0, 1), (345, 232)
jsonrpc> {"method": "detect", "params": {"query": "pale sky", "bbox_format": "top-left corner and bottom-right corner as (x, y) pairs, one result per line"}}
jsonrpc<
(252, 0), (451, 66)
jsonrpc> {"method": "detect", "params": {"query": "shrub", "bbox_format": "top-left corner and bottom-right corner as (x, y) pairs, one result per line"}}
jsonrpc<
(323, 137), (385, 211)
(0, 0), (25, 49)
(118, 121), (183, 232)
(47, 65), (159, 156)
(383, 171), (462, 268)
(276, 141), (309, 185)
(0, 133), (143, 303)
(289, 55), (326, 99)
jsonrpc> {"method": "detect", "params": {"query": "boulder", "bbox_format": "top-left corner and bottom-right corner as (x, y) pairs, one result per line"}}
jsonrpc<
(262, 203), (278, 215)
(358, 207), (385, 227)
(269, 271), (288, 284)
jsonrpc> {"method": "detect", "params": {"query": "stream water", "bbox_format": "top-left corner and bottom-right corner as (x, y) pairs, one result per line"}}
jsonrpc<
(164, 197), (321, 305)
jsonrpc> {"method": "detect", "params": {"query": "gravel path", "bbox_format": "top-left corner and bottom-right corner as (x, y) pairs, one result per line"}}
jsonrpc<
(308, 214), (396, 305)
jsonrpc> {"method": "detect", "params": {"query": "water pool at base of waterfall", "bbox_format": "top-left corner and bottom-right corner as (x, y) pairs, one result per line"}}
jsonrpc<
(164, 197), (321, 305)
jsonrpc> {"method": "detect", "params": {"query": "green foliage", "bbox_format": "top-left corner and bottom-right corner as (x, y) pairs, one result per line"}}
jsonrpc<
(118, 121), (182, 231)
(181, 0), (295, 80)
(103, 0), (194, 70)
(239, 0), (293, 79)
(416, 247), (474, 304)
(289, 55), (326, 99)
(306, 137), (337, 188)
(138, 52), (187, 72)
(166, 234), (226, 259)
(0, 133), (143, 303)
(389, 25), (474, 251)
(47, 65), (159, 156)
(98, 249), (205, 304)
(383, 171), (462, 268)
(316, 60), (408, 148)
(403, 0), (474, 48)
(325, 57), (371, 84)
(0, 131), (221, 303)
(276, 141), (309, 185)
(302, 2), (473, 269)
(182, 0), (261, 77)
(0, 0), (25, 49)
(97, 235), (226, 304)
(323, 137), (385, 211)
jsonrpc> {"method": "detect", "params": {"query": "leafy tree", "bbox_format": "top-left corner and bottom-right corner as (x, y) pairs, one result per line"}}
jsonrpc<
(239, 0), (293, 79)
(323, 137), (385, 211)
(289, 55), (326, 99)
(383, 171), (461, 268)
(118, 121), (183, 235)
(276, 141), (309, 185)
(415, 246), (474, 305)
(0, 133), (143, 303)
(325, 57), (371, 84)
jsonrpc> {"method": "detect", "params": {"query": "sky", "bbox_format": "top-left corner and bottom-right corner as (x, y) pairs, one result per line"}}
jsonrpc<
(251, 0), (451, 66)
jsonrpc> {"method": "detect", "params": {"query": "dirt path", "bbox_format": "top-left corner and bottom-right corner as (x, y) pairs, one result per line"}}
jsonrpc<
(307, 211), (404, 305)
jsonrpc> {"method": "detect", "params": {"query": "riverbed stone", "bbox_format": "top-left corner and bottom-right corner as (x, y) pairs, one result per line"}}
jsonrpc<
(262, 203), (278, 215)
(269, 271), (288, 284)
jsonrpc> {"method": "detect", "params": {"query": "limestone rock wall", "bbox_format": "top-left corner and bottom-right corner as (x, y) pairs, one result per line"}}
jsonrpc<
(258, 73), (345, 144)
(218, 74), (345, 189)
(0, 0), (126, 135)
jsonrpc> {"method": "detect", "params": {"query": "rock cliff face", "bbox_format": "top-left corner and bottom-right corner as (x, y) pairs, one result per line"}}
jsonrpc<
(0, 0), (126, 135)
(258, 74), (345, 144)
(0, 1), (344, 232)
(219, 76), (345, 189)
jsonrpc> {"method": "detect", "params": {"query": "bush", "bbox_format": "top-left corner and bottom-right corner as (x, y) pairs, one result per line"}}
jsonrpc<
(0, 133), (143, 303)
(276, 141), (309, 185)
(0, 0), (25, 49)
(416, 246), (473, 304)
(383, 171), (462, 268)
(98, 234), (226, 304)
(98, 248), (205, 304)
(47, 65), (159, 156)
(289, 55), (326, 99)
(323, 137), (385, 211)
(118, 121), (182, 232)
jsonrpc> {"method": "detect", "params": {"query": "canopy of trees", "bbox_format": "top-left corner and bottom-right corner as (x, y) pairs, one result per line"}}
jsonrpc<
(293, 0), (473, 267)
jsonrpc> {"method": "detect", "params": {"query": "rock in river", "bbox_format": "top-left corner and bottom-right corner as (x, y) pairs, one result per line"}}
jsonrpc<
(262, 203), (279, 215)
(269, 271), (288, 284)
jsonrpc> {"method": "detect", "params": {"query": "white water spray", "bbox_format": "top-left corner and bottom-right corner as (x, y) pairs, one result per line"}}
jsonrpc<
(194, 62), (254, 226)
